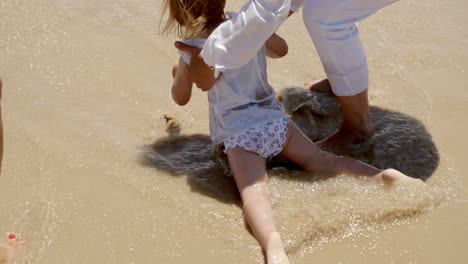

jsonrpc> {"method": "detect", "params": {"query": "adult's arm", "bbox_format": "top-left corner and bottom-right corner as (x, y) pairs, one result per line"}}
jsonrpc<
(201, 0), (292, 78)
(175, 0), (304, 90)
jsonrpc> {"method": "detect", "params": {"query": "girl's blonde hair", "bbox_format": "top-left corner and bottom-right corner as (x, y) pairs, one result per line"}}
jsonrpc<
(161, 0), (226, 39)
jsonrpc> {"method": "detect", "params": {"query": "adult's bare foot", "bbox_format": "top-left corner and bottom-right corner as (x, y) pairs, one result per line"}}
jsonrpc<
(304, 79), (332, 92)
(317, 89), (375, 155)
(305, 79), (375, 154)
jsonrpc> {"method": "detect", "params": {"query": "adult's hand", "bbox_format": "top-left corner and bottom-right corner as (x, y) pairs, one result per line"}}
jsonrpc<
(174, 41), (216, 91)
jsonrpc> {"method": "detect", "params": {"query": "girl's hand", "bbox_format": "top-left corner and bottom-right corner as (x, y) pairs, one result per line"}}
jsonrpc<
(266, 33), (288, 59)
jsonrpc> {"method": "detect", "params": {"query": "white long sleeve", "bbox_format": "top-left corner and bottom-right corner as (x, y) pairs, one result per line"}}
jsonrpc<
(201, 0), (291, 77)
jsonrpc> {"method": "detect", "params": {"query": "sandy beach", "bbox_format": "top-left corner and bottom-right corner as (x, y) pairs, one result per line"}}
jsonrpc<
(1, 0), (468, 263)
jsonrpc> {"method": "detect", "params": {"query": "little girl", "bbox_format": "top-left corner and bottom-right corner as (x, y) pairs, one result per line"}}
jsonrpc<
(162, 1), (422, 263)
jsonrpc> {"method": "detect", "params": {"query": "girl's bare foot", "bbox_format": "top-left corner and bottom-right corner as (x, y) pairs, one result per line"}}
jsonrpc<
(0, 234), (27, 264)
(265, 232), (289, 264)
(304, 79), (332, 92)
(375, 169), (424, 185)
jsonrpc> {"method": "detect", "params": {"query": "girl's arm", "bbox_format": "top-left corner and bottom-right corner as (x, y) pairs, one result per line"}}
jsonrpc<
(171, 57), (193, 106)
(266, 33), (288, 58)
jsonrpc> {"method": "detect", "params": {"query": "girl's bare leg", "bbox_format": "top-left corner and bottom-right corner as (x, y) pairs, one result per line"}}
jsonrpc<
(226, 147), (289, 264)
(280, 120), (423, 184)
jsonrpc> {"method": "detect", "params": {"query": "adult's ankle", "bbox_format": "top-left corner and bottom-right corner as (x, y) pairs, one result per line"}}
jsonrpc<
(340, 121), (375, 142)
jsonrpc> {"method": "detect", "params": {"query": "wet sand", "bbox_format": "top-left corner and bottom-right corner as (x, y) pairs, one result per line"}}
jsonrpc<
(0, 0), (467, 263)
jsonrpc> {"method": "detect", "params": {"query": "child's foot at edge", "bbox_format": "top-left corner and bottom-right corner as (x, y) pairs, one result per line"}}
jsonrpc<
(0, 235), (27, 264)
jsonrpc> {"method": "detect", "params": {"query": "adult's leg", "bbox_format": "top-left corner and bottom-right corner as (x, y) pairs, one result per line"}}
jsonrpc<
(226, 147), (289, 264)
(327, 89), (374, 147)
(302, 0), (400, 148)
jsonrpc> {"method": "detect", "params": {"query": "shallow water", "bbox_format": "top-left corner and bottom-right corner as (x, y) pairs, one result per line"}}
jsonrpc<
(0, 0), (467, 263)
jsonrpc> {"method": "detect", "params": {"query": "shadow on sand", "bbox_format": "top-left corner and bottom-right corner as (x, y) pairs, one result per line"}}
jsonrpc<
(139, 119), (241, 204)
(140, 87), (439, 205)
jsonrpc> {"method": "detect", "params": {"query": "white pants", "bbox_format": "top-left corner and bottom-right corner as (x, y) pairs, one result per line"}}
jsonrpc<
(202, 0), (400, 96)
(302, 0), (400, 96)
